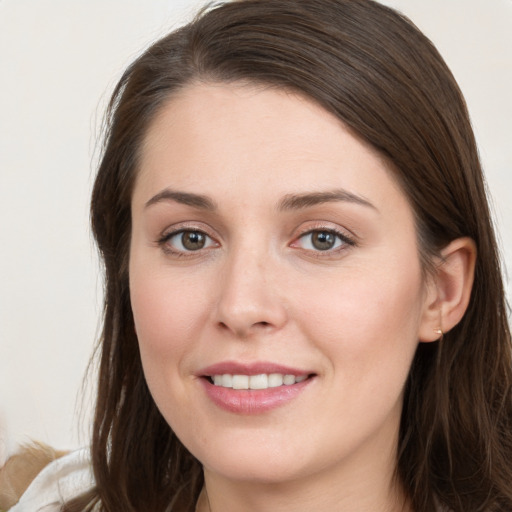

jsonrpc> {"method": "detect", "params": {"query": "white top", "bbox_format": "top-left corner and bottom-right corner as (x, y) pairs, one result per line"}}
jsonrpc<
(10, 448), (94, 512)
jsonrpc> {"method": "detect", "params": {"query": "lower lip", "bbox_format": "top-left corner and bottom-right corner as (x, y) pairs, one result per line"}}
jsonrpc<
(200, 377), (313, 414)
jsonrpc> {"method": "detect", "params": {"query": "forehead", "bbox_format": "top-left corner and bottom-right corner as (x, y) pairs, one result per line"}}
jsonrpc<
(134, 82), (406, 212)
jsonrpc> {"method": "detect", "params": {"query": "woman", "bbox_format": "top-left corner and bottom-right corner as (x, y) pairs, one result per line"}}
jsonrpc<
(9, 0), (512, 511)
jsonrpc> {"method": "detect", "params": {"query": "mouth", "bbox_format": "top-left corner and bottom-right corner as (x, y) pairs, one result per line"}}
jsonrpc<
(199, 361), (316, 389)
(198, 362), (316, 413)
(205, 373), (312, 390)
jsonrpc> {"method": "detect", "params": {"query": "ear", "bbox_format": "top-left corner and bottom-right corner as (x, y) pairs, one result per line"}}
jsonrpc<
(418, 237), (477, 342)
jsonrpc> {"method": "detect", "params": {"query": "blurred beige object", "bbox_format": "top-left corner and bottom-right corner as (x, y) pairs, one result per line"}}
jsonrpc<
(0, 442), (68, 510)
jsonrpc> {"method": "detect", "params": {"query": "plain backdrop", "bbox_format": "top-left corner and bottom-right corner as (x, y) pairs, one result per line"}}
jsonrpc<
(1, 0), (511, 459)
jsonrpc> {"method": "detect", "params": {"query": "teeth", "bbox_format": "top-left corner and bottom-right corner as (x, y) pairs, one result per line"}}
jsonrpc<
(221, 374), (233, 388)
(268, 373), (283, 387)
(283, 374), (295, 385)
(249, 374), (268, 390)
(211, 373), (308, 389)
(232, 375), (249, 389)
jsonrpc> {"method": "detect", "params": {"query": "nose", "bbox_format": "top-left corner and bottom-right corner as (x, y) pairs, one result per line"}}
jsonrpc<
(213, 247), (288, 339)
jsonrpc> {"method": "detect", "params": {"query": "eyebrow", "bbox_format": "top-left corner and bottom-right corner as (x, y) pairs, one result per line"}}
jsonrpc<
(278, 189), (377, 211)
(144, 187), (376, 212)
(145, 189), (217, 210)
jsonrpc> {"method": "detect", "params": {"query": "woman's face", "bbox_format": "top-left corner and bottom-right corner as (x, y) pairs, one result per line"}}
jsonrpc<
(130, 83), (432, 487)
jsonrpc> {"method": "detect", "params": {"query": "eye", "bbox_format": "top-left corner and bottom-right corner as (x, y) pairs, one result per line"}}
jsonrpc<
(294, 229), (353, 252)
(162, 229), (217, 253)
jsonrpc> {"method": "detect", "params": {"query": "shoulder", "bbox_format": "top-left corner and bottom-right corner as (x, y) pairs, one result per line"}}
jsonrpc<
(3, 445), (94, 512)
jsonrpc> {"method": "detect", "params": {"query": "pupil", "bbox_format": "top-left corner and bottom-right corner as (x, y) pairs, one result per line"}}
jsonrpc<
(312, 231), (335, 250)
(182, 231), (205, 250)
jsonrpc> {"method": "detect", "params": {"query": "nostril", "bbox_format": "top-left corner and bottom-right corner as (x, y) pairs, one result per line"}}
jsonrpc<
(216, 318), (280, 338)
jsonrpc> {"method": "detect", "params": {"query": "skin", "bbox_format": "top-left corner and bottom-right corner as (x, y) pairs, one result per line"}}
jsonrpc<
(129, 82), (440, 512)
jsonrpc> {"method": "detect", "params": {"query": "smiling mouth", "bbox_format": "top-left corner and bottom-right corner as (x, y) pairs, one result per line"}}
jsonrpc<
(206, 373), (313, 390)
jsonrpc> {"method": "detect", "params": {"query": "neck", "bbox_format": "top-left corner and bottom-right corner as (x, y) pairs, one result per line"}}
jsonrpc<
(198, 473), (410, 512)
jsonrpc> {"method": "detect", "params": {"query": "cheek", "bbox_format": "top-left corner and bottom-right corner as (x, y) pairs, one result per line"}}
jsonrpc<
(129, 266), (212, 375)
(296, 260), (425, 380)
(129, 266), (216, 432)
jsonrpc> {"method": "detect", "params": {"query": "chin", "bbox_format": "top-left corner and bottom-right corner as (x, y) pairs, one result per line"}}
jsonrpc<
(203, 456), (308, 485)
(187, 429), (333, 486)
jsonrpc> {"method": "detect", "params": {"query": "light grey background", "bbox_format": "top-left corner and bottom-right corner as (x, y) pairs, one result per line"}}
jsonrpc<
(1, 0), (511, 458)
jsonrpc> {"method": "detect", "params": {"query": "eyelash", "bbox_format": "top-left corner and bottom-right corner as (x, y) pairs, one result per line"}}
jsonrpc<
(157, 226), (356, 257)
(158, 227), (218, 257)
(292, 228), (356, 254)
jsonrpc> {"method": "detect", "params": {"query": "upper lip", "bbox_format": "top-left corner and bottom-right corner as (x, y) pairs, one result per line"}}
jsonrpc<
(198, 361), (313, 377)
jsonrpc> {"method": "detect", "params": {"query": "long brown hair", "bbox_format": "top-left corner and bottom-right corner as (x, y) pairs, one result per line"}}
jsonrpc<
(66, 1), (512, 510)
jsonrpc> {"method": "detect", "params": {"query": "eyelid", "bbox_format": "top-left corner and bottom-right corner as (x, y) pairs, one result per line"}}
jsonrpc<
(157, 222), (220, 255)
(290, 223), (356, 253)
(155, 221), (356, 257)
